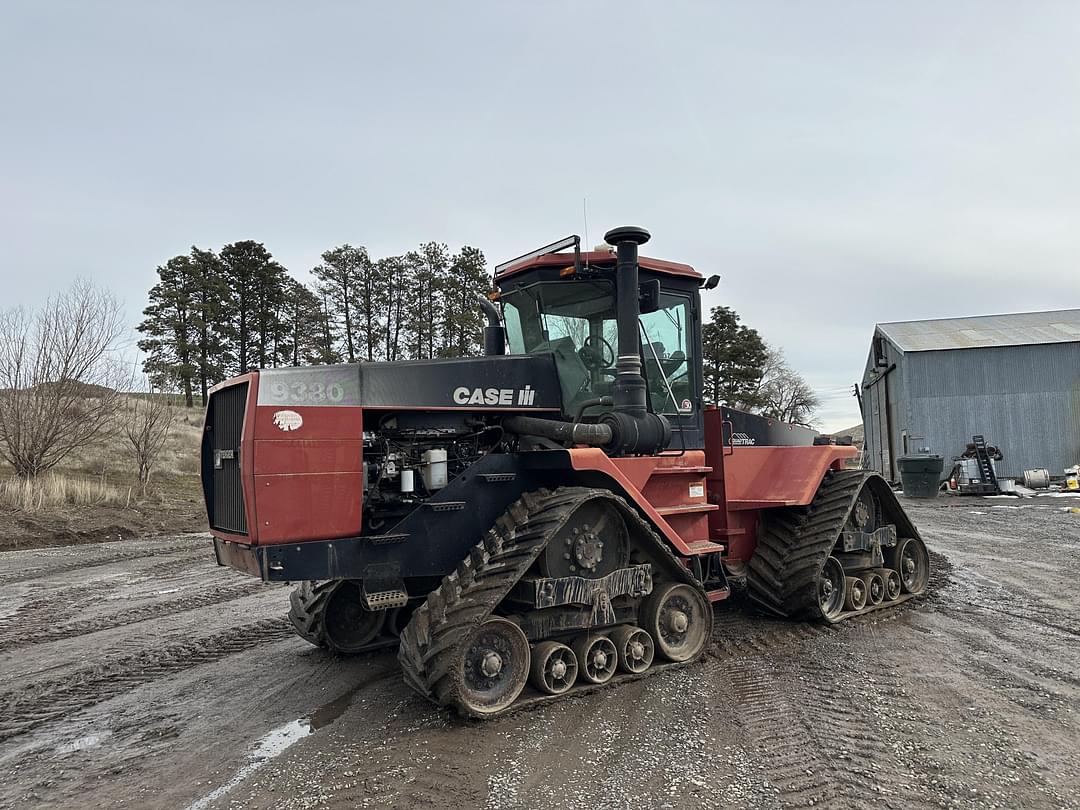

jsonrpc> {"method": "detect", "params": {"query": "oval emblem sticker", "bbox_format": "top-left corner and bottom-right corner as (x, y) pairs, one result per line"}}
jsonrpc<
(272, 410), (303, 432)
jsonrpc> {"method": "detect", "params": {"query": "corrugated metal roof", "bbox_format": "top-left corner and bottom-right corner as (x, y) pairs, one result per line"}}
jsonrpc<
(877, 309), (1080, 352)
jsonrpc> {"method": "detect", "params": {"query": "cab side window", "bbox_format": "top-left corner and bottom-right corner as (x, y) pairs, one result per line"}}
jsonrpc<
(639, 295), (694, 414)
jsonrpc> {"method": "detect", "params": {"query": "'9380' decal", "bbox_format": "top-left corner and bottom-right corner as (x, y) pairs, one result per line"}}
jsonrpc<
(257, 367), (360, 407)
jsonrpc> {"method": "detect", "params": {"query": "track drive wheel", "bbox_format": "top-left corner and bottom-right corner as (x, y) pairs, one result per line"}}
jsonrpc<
(891, 537), (930, 595)
(573, 634), (618, 684)
(457, 618), (530, 716)
(817, 556), (846, 620)
(641, 582), (711, 662)
(529, 641), (578, 695)
(610, 626), (655, 674)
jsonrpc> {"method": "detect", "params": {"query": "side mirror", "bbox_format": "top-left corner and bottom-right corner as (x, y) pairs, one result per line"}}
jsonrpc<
(702, 275), (721, 290)
(638, 279), (661, 314)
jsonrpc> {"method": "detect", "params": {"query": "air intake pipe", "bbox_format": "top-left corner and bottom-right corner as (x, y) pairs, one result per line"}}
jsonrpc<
(477, 294), (505, 356)
(597, 226), (671, 456)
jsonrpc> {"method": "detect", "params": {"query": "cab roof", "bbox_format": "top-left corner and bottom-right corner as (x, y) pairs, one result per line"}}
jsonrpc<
(493, 250), (702, 283)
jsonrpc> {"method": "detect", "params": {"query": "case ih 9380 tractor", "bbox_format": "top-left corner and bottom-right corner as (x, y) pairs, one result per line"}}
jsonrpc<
(202, 226), (930, 718)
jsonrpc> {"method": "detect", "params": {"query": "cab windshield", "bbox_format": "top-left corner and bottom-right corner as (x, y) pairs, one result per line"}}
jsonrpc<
(501, 280), (694, 416)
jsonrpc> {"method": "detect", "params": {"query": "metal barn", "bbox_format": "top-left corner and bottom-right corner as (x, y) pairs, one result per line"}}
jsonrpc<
(861, 309), (1080, 482)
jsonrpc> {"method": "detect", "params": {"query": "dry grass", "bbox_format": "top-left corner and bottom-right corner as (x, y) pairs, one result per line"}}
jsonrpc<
(0, 472), (132, 511)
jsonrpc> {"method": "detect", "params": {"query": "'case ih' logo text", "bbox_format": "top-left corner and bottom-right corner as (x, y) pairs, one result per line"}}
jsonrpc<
(453, 385), (536, 406)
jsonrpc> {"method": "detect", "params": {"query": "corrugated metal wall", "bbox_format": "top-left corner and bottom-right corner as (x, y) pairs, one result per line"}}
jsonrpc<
(864, 340), (1080, 480)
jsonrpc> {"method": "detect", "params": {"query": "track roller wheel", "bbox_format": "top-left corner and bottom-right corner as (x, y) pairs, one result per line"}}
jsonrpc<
(891, 537), (930, 595)
(816, 557), (846, 621)
(315, 581), (385, 653)
(881, 568), (902, 601)
(641, 582), (711, 662)
(456, 617), (530, 716)
(610, 626), (655, 674)
(863, 571), (885, 606)
(572, 634), (618, 684)
(844, 576), (867, 611)
(529, 641), (578, 695)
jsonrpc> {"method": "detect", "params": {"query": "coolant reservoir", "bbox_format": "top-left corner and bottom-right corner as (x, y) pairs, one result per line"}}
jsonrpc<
(423, 449), (448, 490)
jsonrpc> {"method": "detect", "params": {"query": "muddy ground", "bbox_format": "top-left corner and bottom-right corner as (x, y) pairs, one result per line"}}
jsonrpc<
(1, 497), (1078, 810)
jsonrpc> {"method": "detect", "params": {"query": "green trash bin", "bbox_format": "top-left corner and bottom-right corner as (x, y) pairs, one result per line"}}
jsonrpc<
(897, 454), (944, 499)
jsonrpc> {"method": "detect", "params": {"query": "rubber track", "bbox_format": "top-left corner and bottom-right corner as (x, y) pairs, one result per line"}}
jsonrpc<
(747, 470), (869, 621)
(397, 486), (705, 719)
(0, 618), (293, 742)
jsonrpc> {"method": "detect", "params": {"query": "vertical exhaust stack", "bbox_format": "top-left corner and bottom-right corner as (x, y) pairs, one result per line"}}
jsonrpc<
(605, 226), (651, 417)
(477, 294), (505, 356)
(598, 226), (671, 456)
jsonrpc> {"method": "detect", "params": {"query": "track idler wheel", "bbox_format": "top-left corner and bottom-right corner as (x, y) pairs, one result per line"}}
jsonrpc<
(816, 556), (847, 621)
(457, 617), (530, 716)
(863, 571), (885, 607)
(572, 634), (618, 684)
(529, 641), (578, 695)
(880, 568), (902, 601)
(323, 581), (385, 653)
(844, 576), (867, 611)
(890, 537), (930, 595)
(641, 582), (711, 662)
(610, 626), (655, 674)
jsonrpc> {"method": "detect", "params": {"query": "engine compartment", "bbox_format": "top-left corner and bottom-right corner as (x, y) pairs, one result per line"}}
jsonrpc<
(361, 411), (504, 533)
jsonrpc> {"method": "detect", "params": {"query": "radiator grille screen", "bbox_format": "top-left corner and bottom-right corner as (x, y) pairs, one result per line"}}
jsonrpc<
(208, 382), (248, 534)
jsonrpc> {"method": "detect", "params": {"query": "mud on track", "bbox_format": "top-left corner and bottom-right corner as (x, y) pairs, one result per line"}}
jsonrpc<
(1, 499), (1078, 809)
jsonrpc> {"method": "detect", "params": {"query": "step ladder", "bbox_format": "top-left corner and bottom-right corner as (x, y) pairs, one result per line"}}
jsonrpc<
(971, 435), (999, 490)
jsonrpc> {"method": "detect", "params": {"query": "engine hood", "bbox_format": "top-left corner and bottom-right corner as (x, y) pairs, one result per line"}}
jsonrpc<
(255, 355), (563, 411)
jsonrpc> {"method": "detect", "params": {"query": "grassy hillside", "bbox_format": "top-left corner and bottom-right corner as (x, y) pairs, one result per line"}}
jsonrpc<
(0, 397), (206, 548)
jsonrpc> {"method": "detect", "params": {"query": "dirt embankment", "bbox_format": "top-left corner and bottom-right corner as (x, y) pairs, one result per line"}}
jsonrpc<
(0, 401), (205, 550)
(0, 497), (1078, 809)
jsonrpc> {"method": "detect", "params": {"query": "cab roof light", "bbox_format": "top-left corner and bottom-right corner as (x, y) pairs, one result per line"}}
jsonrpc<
(495, 234), (582, 277)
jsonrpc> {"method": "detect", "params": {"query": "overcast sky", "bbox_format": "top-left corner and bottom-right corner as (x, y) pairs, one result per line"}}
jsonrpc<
(3, 2), (1079, 430)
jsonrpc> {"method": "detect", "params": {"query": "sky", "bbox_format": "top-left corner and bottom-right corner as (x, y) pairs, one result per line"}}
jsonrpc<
(2, 1), (1079, 431)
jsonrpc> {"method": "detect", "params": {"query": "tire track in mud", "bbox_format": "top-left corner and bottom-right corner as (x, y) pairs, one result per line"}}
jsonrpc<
(709, 600), (934, 810)
(0, 617), (294, 742)
(0, 581), (268, 652)
(0, 539), (206, 586)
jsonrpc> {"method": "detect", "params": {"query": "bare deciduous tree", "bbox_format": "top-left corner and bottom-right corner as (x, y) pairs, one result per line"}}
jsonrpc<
(124, 389), (174, 495)
(759, 346), (821, 428)
(0, 280), (127, 477)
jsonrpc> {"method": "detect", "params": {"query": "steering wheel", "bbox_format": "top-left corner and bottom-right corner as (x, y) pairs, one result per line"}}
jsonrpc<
(579, 335), (615, 371)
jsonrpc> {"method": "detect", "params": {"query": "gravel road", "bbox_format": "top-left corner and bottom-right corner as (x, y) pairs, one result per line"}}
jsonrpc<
(1, 497), (1078, 810)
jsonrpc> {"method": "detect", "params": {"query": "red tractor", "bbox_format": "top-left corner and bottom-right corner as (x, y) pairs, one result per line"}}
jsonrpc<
(202, 226), (929, 718)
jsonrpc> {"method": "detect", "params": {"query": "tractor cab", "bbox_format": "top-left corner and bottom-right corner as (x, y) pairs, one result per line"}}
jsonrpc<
(492, 235), (714, 449)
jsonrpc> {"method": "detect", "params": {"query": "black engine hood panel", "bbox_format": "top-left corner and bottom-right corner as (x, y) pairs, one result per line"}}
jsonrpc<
(256, 355), (563, 411)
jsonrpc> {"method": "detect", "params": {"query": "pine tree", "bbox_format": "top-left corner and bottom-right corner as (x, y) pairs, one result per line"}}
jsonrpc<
(407, 242), (449, 359)
(442, 246), (488, 357)
(378, 255), (407, 361)
(138, 255), (197, 406)
(251, 258), (289, 369)
(188, 247), (229, 404)
(701, 305), (768, 408)
(313, 245), (367, 363)
(219, 241), (276, 374)
(281, 279), (332, 365)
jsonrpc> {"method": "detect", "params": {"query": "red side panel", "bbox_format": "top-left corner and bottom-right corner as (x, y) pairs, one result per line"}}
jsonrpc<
(567, 448), (718, 555)
(703, 406), (858, 561)
(251, 404), (364, 545)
